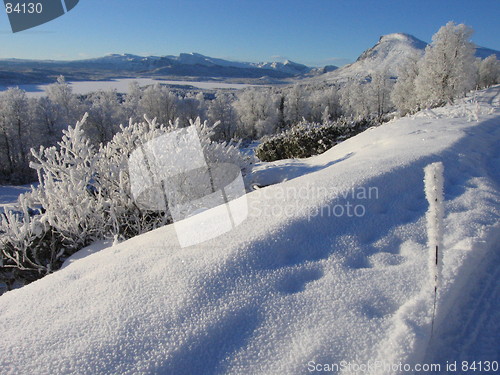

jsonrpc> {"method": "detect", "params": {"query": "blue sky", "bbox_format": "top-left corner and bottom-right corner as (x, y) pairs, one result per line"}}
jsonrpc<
(0, 0), (499, 66)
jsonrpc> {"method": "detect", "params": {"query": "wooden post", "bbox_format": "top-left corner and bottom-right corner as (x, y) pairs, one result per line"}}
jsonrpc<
(424, 162), (444, 337)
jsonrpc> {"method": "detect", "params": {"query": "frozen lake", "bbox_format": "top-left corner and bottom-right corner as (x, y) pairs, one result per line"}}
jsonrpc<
(0, 78), (255, 98)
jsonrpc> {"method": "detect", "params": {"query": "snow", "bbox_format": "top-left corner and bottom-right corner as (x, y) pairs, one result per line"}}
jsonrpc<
(60, 240), (115, 269)
(0, 78), (256, 98)
(380, 33), (424, 43)
(424, 229), (500, 371)
(0, 184), (32, 213)
(0, 86), (499, 374)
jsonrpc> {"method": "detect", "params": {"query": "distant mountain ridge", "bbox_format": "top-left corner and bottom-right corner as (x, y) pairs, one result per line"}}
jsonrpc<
(92, 52), (318, 78)
(0, 52), (320, 85)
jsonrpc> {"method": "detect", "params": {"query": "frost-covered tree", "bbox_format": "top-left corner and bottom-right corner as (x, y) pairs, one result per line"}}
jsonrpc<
(189, 117), (250, 174)
(233, 88), (278, 139)
(0, 88), (33, 180)
(276, 93), (286, 130)
(32, 96), (60, 143)
(391, 51), (421, 115)
(140, 84), (179, 125)
(340, 80), (371, 118)
(284, 84), (310, 125)
(415, 22), (477, 107)
(0, 191), (51, 284)
(340, 75), (394, 120)
(208, 91), (238, 141)
(85, 90), (123, 144)
(308, 85), (340, 123)
(478, 55), (500, 88)
(367, 72), (394, 119)
(178, 92), (206, 126)
(46, 75), (81, 127)
(0, 109), (14, 178)
(122, 81), (143, 122)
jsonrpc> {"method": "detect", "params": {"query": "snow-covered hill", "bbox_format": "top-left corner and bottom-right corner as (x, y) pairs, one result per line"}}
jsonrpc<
(0, 87), (499, 374)
(315, 33), (500, 83)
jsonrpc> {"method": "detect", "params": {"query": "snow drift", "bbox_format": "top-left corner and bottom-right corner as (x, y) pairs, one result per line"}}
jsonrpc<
(0, 87), (499, 374)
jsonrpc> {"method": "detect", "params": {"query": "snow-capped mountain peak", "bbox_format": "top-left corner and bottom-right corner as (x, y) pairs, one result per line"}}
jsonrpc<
(378, 32), (426, 44)
(310, 32), (428, 83)
(356, 32), (427, 64)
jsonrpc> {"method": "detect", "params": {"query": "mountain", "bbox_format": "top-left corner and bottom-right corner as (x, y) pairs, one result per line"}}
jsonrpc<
(475, 46), (500, 60)
(81, 53), (316, 78)
(315, 33), (427, 82)
(0, 53), (321, 85)
(316, 32), (500, 83)
(251, 59), (312, 75)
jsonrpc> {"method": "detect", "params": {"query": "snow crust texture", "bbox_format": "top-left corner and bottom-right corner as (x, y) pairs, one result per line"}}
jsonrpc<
(0, 87), (499, 374)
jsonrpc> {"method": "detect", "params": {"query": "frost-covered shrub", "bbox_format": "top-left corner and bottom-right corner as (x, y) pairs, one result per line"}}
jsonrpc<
(0, 192), (62, 286)
(30, 114), (107, 247)
(1, 114), (105, 284)
(255, 118), (372, 162)
(96, 116), (250, 237)
(1, 114), (250, 288)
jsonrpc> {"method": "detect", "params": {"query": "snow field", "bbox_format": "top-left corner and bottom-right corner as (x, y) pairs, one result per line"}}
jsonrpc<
(369, 109), (500, 374)
(0, 87), (499, 374)
(0, 78), (255, 99)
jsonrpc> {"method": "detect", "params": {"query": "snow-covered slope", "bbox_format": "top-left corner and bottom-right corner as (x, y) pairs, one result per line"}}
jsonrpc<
(0, 87), (499, 375)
